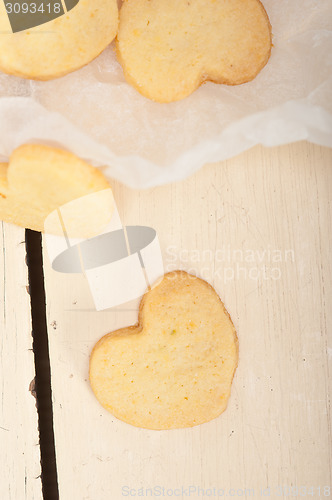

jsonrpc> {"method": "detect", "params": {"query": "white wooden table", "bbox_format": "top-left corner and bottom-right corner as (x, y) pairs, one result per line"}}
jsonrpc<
(1, 141), (331, 499)
(0, 224), (41, 499)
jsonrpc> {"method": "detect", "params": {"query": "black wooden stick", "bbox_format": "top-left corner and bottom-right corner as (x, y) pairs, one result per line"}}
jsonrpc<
(25, 230), (59, 500)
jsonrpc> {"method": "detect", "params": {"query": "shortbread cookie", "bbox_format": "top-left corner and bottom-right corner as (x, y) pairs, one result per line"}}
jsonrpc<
(0, 144), (111, 233)
(0, 0), (118, 79)
(89, 271), (239, 429)
(0, 163), (8, 197)
(117, 0), (272, 102)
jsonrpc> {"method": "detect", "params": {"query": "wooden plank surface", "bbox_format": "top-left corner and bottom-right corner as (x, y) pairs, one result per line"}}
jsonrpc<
(0, 224), (42, 500)
(43, 141), (332, 499)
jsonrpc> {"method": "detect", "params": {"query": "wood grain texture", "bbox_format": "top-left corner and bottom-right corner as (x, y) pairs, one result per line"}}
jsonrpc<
(43, 141), (332, 499)
(0, 224), (41, 500)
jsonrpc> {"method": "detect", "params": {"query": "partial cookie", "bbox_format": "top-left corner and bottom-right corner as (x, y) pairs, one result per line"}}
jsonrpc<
(0, 0), (118, 79)
(0, 144), (111, 233)
(89, 271), (239, 429)
(0, 163), (8, 197)
(117, 0), (272, 102)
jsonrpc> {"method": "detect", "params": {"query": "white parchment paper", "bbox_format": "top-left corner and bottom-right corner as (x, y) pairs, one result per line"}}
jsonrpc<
(0, 0), (331, 188)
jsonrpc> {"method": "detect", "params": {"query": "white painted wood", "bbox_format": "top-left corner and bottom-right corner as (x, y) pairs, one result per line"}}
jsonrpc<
(0, 223), (42, 500)
(43, 141), (332, 499)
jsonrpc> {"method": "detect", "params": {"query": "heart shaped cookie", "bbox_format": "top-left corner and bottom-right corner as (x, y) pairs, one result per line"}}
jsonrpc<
(0, 0), (118, 79)
(0, 144), (111, 233)
(89, 271), (238, 429)
(116, 0), (272, 102)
